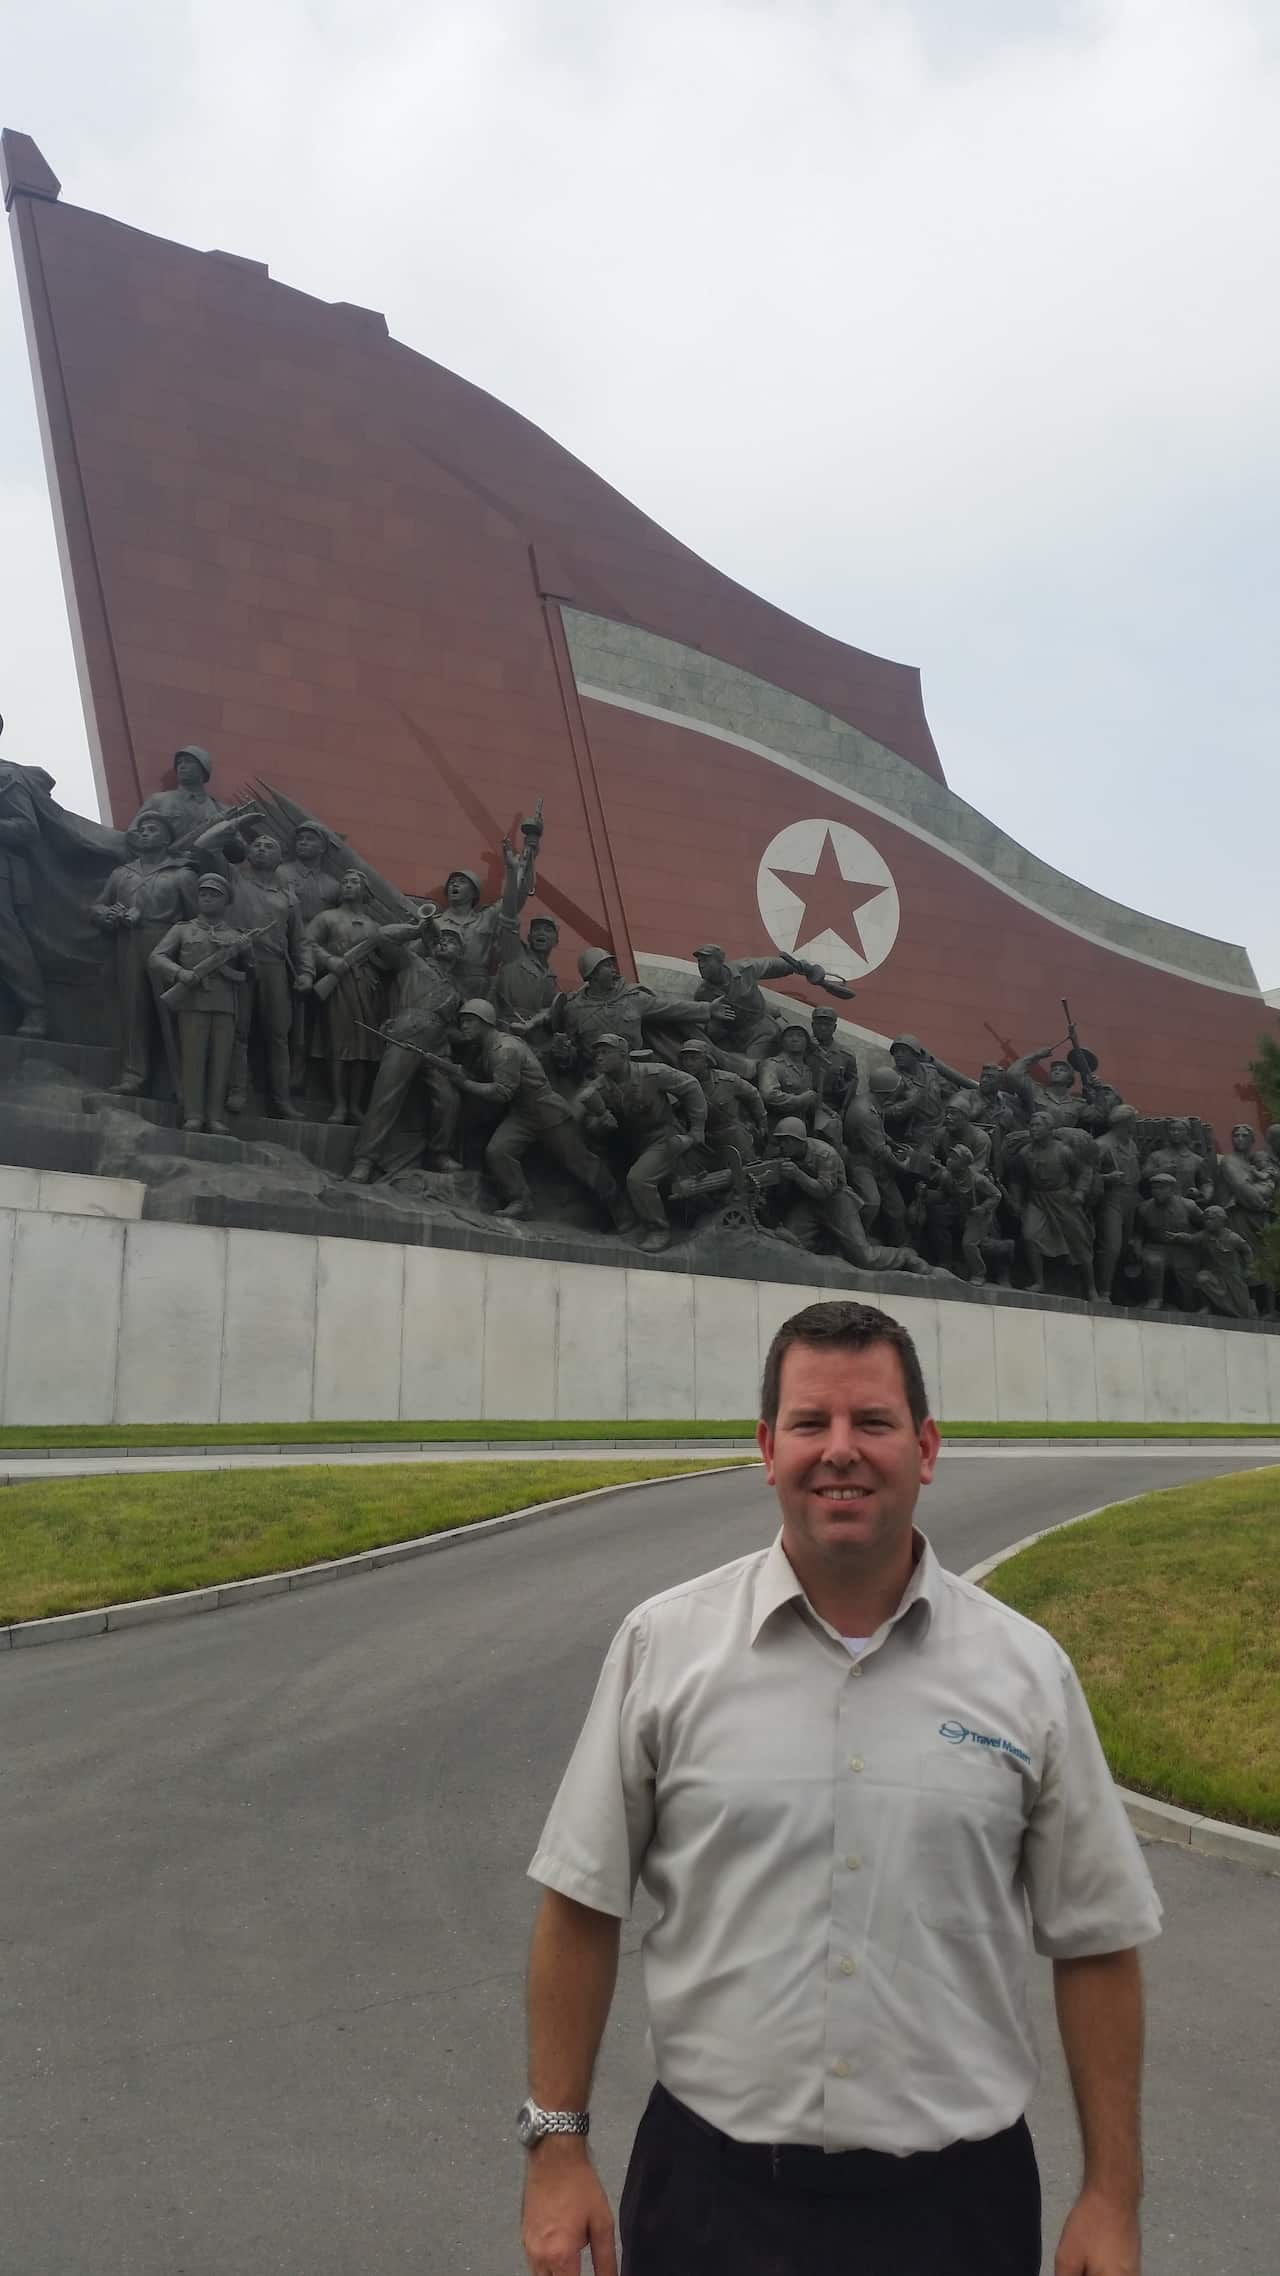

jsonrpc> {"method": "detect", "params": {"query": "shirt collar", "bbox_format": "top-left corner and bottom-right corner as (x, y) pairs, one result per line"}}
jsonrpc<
(750, 1528), (941, 1648)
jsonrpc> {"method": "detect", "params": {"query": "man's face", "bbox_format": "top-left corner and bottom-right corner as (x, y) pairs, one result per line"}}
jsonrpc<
(978, 1066), (1001, 1097)
(340, 871), (365, 903)
(1049, 1063), (1073, 1092)
(758, 1341), (939, 1584)
(175, 756), (205, 791)
(133, 816), (167, 853)
(458, 1014), (485, 1045)
(589, 957), (618, 992)
(890, 1044), (919, 1077)
(434, 932), (462, 967)
(695, 953), (724, 983)
(196, 886), (226, 919)
(529, 921), (557, 957)
(446, 873), (478, 909)
(1204, 1207), (1226, 1231)
(780, 1030), (807, 1059)
(1168, 1119), (1190, 1147)
(295, 829), (323, 863)
(812, 1015), (836, 1043)
(1030, 1110), (1053, 1140)
(249, 835), (280, 871)
(593, 1043), (627, 1082)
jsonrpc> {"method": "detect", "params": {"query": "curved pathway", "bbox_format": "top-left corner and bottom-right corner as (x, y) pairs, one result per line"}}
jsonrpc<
(0, 1452), (1274, 2276)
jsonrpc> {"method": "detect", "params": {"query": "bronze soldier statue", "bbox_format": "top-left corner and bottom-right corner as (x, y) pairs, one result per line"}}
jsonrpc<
(425, 998), (623, 1227)
(578, 1034), (707, 1252)
(226, 833), (315, 1119)
(149, 874), (260, 1134)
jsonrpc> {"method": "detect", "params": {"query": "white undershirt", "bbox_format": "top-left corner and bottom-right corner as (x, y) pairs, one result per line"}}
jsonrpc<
(841, 1636), (871, 1658)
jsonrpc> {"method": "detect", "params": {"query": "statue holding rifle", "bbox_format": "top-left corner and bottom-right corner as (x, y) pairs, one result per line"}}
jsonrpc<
(148, 877), (272, 1134)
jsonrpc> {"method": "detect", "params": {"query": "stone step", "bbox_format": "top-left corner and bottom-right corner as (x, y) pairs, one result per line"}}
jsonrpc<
(0, 1033), (117, 1086)
(89, 1090), (357, 1172)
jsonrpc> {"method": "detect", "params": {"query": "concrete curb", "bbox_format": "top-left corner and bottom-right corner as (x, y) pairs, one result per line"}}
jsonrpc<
(964, 1501), (1280, 1878)
(0, 1462), (759, 1651)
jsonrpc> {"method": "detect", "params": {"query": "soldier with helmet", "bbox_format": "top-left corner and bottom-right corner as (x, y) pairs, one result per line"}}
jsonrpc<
(347, 919), (467, 1183)
(522, 946), (714, 1075)
(424, 999), (623, 1226)
(578, 1034), (708, 1252)
(768, 1117), (939, 1278)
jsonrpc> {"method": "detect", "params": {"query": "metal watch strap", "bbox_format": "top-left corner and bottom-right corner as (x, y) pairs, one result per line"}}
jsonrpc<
(540, 2108), (589, 2137)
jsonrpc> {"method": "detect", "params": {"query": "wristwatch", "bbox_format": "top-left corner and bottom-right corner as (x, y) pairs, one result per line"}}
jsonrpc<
(517, 2096), (590, 2148)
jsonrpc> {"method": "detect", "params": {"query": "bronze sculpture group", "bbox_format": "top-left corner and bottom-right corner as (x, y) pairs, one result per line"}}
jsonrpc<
(2, 737), (1278, 1318)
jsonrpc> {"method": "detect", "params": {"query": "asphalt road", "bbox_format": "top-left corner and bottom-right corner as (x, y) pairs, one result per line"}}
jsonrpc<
(1, 1452), (1276, 2275)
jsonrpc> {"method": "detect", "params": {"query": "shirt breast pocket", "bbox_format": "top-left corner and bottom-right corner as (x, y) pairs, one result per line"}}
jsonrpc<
(911, 1746), (1025, 1935)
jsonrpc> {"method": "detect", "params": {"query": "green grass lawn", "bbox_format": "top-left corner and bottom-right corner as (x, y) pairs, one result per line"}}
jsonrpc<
(0, 1417), (1277, 1450)
(983, 1467), (1280, 1832)
(0, 1459), (751, 1625)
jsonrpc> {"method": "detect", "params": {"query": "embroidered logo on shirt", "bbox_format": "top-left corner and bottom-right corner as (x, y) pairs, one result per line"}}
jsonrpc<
(939, 1719), (1031, 1766)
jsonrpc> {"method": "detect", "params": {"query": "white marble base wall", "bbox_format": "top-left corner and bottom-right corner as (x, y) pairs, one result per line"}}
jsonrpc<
(1, 1181), (1279, 1427)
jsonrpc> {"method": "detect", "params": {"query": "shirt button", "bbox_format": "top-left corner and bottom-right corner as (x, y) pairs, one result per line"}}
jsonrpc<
(839, 1957), (857, 1976)
(846, 1855), (862, 1871)
(832, 2060), (850, 2079)
(848, 1755), (864, 1772)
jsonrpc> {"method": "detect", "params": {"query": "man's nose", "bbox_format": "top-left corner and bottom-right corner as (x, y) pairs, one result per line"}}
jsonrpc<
(820, 1421), (861, 1466)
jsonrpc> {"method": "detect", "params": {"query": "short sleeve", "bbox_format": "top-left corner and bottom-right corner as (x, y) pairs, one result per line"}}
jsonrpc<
(527, 1617), (657, 1919)
(1021, 1653), (1163, 1958)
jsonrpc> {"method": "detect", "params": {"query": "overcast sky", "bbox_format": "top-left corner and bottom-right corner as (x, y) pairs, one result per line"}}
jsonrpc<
(3, 0), (1278, 986)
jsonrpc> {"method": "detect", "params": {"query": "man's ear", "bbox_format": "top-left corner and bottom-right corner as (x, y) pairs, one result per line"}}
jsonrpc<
(917, 1416), (941, 1485)
(756, 1419), (776, 1482)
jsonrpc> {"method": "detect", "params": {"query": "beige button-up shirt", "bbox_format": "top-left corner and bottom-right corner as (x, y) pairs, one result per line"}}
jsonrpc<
(528, 1531), (1162, 2155)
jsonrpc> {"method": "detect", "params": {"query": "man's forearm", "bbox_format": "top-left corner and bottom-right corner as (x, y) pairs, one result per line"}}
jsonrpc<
(1053, 1949), (1145, 2205)
(527, 1889), (621, 2110)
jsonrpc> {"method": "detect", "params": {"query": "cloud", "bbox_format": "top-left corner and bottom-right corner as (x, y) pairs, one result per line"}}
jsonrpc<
(3, 0), (1278, 979)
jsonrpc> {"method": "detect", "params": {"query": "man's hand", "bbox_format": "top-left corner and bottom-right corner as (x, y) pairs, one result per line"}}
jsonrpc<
(522, 2140), (617, 2276)
(293, 974), (313, 994)
(1055, 2187), (1140, 2274)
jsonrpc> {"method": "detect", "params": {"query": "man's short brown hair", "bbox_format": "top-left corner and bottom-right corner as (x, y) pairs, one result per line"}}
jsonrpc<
(760, 1301), (930, 1431)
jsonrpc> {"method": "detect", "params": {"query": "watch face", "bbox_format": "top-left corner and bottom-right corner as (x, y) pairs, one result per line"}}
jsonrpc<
(516, 2102), (539, 2147)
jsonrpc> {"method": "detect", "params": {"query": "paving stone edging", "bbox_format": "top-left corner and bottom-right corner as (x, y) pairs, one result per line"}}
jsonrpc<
(0, 1463), (756, 1650)
(964, 1506), (1280, 1877)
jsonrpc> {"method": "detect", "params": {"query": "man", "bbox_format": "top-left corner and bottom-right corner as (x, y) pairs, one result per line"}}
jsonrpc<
(577, 1034), (706, 1252)
(757, 1020), (821, 1128)
(133, 745), (234, 850)
(148, 874), (255, 1134)
(1008, 1109), (1099, 1300)
(493, 911), (562, 1029)
(691, 942), (820, 1063)
(675, 1035), (766, 1168)
(1148, 1116), (1214, 1206)
(920, 1142), (1009, 1284)
(226, 833), (314, 1118)
(277, 821), (341, 1093)
(997, 1039), (1087, 1128)
(769, 1117), (937, 1278)
(1094, 1103), (1144, 1303)
(347, 921), (466, 1183)
(527, 948), (712, 1075)
(426, 998), (621, 1227)
(880, 1033), (966, 1172)
(806, 1007), (858, 1115)
(842, 1062), (910, 1241)
(522, 1300), (1159, 2276)
(440, 832), (535, 1000)
(90, 811), (197, 1095)
(1135, 1171), (1204, 1311)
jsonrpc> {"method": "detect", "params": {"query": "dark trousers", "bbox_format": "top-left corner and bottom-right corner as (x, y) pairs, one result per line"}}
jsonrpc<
(620, 2085), (1041, 2276)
